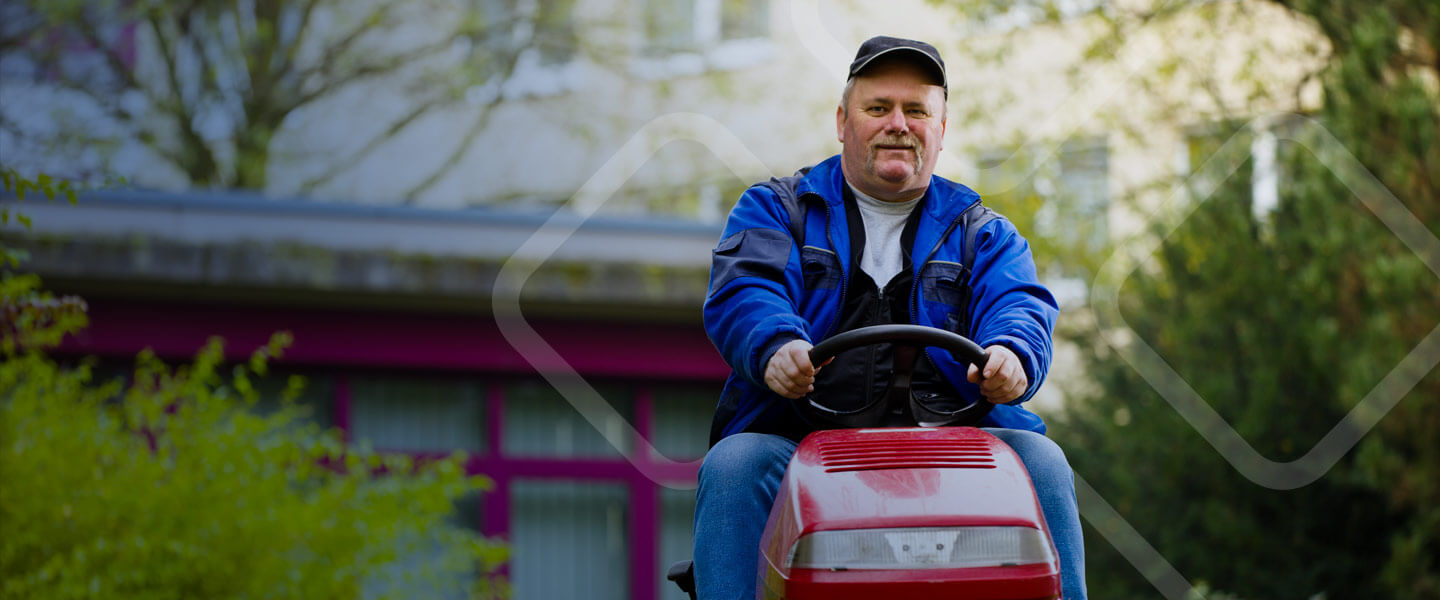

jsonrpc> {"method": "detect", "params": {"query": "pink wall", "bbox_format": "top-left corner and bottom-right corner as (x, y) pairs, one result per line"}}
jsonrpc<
(60, 299), (731, 381)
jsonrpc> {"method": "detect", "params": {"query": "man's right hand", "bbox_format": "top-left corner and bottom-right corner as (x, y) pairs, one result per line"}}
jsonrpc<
(764, 339), (819, 399)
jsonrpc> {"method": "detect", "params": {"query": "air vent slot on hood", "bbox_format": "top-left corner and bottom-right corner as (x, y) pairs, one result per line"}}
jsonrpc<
(818, 436), (996, 472)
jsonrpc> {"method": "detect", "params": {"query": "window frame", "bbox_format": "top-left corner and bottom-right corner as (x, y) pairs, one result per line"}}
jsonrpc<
(467, 0), (585, 99)
(631, 0), (775, 79)
(298, 367), (711, 599)
(972, 136), (1112, 306)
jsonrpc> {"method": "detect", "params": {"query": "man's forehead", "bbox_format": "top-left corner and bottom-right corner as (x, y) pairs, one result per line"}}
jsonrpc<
(856, 92), (942, 106)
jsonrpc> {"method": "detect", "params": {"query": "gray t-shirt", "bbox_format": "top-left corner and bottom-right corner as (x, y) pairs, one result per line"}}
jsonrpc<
(848, 184), (921, 286)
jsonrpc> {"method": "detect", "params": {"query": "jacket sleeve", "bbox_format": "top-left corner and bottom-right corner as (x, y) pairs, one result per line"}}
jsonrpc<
(702, 186), (811, 387)
(966, 218), (1059, 405)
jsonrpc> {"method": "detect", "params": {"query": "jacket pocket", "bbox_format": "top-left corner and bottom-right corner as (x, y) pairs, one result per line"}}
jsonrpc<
(800, 246), (841, 290)
(919, 261), (971, 333)
(709, 228), (793, 290)
(920, 261), (970, 307)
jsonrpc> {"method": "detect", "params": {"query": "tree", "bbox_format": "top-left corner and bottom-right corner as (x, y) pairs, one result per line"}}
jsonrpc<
(0, 177), (508, 598)
(1279, 2), (1440, 596)
(1058, 120), (1423, 597)
(0, 0), (579, 200)
(932, 0), (1438, 597)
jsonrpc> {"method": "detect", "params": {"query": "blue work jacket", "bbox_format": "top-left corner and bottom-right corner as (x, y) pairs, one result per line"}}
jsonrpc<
(703, 155), (1058, 443)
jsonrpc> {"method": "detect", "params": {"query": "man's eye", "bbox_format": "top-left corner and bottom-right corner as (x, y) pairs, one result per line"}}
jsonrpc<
(865, 106), (886, 114)
(907, 109), (929, 117)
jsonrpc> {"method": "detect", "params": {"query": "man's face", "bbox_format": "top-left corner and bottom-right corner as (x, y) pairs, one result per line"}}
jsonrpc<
(836, 59), (947, 201)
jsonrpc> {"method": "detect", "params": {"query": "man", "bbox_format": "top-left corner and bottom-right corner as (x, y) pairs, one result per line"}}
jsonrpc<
(696, 36), (1086, 599)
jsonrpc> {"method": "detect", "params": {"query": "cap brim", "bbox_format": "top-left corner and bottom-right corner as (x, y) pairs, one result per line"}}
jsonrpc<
(849, 47), (947, 88)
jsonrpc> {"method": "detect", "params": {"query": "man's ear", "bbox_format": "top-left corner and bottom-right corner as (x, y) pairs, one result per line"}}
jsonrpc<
(835, 104), (845, 144)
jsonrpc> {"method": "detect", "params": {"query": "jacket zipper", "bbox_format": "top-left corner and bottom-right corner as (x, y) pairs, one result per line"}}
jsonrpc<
(821, 197), (847, 340)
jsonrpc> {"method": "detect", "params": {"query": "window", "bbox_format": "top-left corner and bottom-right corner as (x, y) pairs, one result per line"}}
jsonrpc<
(252, 371), (335, 430)
(959, 0), (1103, 36)
(642, 0), (699, 56)
(1052, 138), (1111, 251)
(975, 137), (1111, 276)
(349, 375), (487, 452)
(1178, 117), (1304, 226)
(285, 371), (709, 598)
(502, 381), (634, 457)
(639, 0), (771, 64)
(470, 0), (579, 82)
(510, 480), (630, 600)
(0, 1), (133, 88)
(649, 385), (715, 459)
(1179, 121), (1251, 203)
(719, 0), (769, 41)
(363, 492), (484, 600)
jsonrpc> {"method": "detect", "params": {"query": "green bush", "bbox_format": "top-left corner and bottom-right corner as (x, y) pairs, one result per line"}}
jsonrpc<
(0, 273), (507, 599)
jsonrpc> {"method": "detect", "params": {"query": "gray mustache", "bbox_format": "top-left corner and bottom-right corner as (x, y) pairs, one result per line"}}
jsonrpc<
(872, 135), (918, 149)
(870, 136), (922, 158)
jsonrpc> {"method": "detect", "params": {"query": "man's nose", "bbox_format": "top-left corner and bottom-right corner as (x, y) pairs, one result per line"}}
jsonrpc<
(884, 109), (908, 134)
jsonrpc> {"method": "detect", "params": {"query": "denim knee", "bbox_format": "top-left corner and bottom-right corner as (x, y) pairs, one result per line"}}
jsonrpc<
(985, 428), (1074, 487)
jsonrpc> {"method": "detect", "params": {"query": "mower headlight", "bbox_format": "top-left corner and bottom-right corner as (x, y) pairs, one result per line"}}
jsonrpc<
(787, 526), (1054, 570)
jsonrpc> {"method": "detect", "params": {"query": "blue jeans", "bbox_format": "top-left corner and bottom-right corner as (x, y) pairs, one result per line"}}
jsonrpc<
(693, 429), (1087, 600)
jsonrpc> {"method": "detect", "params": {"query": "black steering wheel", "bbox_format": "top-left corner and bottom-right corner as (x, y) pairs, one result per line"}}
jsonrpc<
(802, 324), (993, 428)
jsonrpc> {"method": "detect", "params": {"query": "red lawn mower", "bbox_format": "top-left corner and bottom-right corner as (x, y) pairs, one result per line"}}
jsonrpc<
(669, 325), (1061, 600)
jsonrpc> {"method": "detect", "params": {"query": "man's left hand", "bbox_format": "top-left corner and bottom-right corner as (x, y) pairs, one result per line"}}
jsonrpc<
(966, 345), (1028, 404)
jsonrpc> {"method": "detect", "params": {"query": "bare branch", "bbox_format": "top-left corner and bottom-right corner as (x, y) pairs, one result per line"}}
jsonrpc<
(69, 8), (144, 98)
(297, 93), (449, 193)
(400, 105), (496, 203)
(290, 8), (531, 194)
(223, 1), (254, 95)
(6, 0), (574, 193)
(289, 35), (457, 112)
(9, 8), (194, 178)
(276, 0), (322, 80)
(249, 0), (278, 93)
(396, 41), (529, 202)
(186, 10), (222, 96)
(144, 8), (221, 183)
(293, 2), (400, 88)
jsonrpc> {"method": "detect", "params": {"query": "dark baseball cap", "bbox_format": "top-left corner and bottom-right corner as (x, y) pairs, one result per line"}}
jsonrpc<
(847, 36), (947, 91)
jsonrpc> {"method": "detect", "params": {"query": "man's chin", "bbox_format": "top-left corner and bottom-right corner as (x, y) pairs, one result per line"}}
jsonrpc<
(874, 163), (918, 184)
